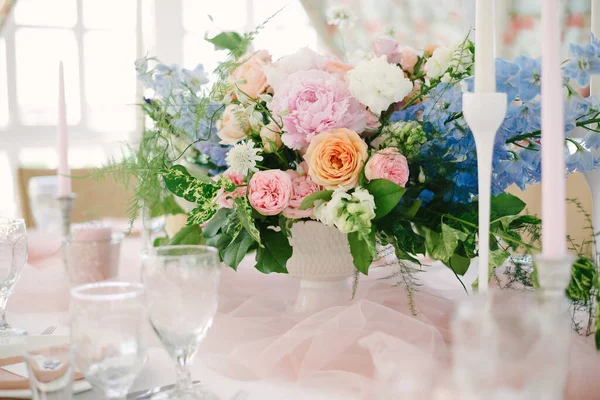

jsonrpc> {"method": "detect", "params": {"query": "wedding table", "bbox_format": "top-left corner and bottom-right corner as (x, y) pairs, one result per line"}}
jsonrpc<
(6, 232), (600, 399)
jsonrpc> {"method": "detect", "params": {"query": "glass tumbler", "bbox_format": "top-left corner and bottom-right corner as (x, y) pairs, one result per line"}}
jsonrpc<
(70, 282), (147, 400)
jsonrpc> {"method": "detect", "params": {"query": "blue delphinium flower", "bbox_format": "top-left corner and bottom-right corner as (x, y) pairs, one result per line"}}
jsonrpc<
(509, 55), (542, 101)
(153, 64), (183, 97)
(582, 131), (600, 150)
(563, 42), (600, 87)
(182, 64), (209, 92)
(566, 147), (596, 172)
(495, 58), (520, 102)
(421, 83), (463, 130)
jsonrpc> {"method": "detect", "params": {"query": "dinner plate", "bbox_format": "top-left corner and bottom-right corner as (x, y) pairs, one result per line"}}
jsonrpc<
(0, 335), (92, 398)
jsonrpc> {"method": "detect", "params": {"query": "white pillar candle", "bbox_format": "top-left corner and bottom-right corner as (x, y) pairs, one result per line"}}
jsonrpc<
(56, 61), (71, 197)
(541, 0), (567, 258)
(474, 0), (496, 93)
(135, 0), (145, 141)
(591, 0), (600, 97)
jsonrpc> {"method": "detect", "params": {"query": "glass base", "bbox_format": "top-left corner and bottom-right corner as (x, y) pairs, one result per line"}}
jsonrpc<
(0, 324), (27, 337)
(151, 385), (220, 400)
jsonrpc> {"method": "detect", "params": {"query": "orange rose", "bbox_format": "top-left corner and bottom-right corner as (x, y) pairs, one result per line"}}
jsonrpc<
(304, 128), (368, 190)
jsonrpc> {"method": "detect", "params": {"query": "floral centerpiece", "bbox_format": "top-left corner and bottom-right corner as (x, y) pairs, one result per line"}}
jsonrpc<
(116, 28), (600, 346)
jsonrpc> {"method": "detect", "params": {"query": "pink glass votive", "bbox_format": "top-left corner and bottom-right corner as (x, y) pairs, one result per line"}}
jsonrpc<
(64, 222), (123, 285)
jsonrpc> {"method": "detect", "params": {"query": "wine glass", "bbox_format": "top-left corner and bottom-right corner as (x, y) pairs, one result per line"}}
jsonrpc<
(0, 217), (28, 336)
(70, 282), (147, 400)
(141, 245), (222, 400)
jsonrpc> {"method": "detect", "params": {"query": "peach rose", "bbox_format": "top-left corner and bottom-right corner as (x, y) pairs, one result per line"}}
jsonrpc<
(283, 165), (321, 219)
(229, 50), (272, 98)
(215, 170), (247, 209)
(217, 104), (250, 145)
(424, 44), (439, 57)
(399, 47), (418, 73)
(259, 122), (283, 153)
(364, 148), (409, 187)
(322, 58), (353, 77)
(304, 128), (368, 190)
(248, 170), (292, 216)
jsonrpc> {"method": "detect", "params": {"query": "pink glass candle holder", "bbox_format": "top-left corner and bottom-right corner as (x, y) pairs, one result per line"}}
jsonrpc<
(63, 222), (123, 285)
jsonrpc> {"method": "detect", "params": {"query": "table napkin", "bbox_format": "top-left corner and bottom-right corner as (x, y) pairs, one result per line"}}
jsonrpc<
(0, 346), (83, 390)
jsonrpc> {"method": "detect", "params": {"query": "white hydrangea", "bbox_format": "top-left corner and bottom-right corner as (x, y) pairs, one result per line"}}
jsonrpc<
(314, 188), (376, 234)
(346, 55), (414, 115)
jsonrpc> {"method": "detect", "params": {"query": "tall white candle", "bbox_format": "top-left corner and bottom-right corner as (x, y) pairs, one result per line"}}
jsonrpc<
(591, 0), (600, 97)
(474, 0), (496, 93)
(135, 0), (145, 141)
(57, 61), (71, 197)
(541, 0), (566, 258)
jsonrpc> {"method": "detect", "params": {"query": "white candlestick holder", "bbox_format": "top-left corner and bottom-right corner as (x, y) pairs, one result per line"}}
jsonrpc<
(534, 254), (575, 303)
(56, 193), (76, 240)
(462, 92), (507, 292)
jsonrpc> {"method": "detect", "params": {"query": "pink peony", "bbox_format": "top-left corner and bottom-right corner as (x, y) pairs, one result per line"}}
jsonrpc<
(322, 58), (353, 77)
(364, 148), (410, 187)
(264, 47), (327, 91)
(229, 50), (272, 98)
(248, 170), (292, 216)
(283, 166), (321, 219)
(215, 171), (247, 209)
(270, 69), (367, 151)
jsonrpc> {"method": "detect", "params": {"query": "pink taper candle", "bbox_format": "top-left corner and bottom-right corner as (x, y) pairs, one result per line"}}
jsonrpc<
(57, 61), (71, 197)
(541, 0), (566, 258)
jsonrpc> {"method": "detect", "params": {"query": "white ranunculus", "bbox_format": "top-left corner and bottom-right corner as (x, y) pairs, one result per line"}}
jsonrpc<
(264, 47), (327, 91)
(424, 46), (453, 79)
(346, 55), (413, 115)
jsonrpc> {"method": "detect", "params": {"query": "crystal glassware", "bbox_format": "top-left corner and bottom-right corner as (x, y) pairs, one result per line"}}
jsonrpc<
(0, 217), (28, 336)
(24, 345), (74, 400)
(70, 282), (147, 400)
(451, 290), (571, 400)
(141, 245), (222, 400)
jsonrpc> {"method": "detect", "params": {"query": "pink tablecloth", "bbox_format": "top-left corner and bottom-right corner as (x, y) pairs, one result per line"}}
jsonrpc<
(10, 233), (600, 399)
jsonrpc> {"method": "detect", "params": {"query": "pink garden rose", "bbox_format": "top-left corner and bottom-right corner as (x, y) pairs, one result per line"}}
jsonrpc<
(215, 171), (247, 209)
(364, 148), (410, 187)
(248, 170), (293, 216)
(270, 69), (367, 151)
(372, 37), (419, 73)
(229, 50), (272, 98)
(283, 165), (321, 219)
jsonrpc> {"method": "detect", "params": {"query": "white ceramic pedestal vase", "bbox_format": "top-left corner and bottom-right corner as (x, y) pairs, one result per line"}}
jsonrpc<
(287, 221), (358, 312)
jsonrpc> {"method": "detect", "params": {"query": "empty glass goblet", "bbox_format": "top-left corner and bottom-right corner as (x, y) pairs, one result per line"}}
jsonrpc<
(70, 282), (147, 400)
(24, 345), (74, 400)
(0, 217), (28, 336)
(141, 245), (222, 400)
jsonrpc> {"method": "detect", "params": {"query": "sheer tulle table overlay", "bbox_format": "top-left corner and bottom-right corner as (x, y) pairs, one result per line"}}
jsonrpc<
(9, 233), (600, 399)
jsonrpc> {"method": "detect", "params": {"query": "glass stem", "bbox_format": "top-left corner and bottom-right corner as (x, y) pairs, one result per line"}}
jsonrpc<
(0, 296), (8, 329)
(175, 354), (194, 393)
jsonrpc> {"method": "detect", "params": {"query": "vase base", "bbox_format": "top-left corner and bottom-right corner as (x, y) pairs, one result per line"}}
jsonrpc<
(293, 277), (353, 313)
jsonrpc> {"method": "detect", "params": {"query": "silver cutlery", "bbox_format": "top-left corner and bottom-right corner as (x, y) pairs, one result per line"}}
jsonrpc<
(40, 325), (57, 335)
(126, 381), (201, 399)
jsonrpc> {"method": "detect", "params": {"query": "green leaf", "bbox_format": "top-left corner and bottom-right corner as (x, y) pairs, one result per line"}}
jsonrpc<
(391, 200), (422, 218)
(424, 223), (467, 264)
(203, 208), (233, 238)
(168, 224), (204, 246)
(489, 249), (510, 271)
(448, 254), (470, 276)
(490, 193), (526, 219)
(233, 197), (261, 245)
(205, 31), (244, 51)
(153, 237), (170, 247)
(255, 229), (292, 274)
(366, 179), (406, 219)
(187, 202), (218, 226)
(222, 229), (255, 270)
(348, 229), (375, 275)
(162, 165), (218, 203)
(299, 190), (333, 210)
